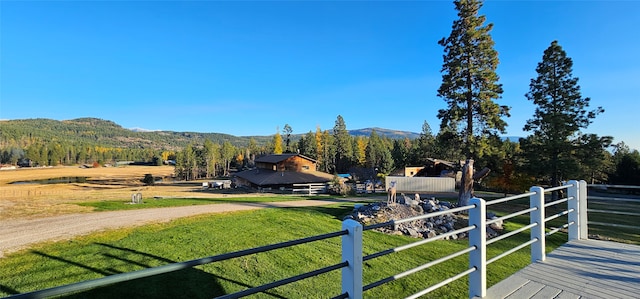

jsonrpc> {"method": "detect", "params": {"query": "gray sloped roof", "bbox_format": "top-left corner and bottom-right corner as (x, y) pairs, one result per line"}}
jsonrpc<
(255, 154), (317, 164)
(234, 169), (333, 186)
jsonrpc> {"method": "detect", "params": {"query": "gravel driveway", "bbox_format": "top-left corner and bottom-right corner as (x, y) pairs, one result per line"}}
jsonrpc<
(0, 199), (357, 258)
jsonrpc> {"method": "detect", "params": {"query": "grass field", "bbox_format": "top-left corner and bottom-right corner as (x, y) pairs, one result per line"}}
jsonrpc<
(0, 202), (568, 299)
(0, 166), (290, 219)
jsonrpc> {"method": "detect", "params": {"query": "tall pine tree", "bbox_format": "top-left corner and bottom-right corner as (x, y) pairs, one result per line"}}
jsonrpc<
(522, 40), (607, 188)
(437, 0), (509, 160)
(333, 115), (353, 173)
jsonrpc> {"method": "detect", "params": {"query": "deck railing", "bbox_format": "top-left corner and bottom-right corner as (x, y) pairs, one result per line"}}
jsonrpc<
(586, 184), (640, 231)
(6, 180), (591, 299)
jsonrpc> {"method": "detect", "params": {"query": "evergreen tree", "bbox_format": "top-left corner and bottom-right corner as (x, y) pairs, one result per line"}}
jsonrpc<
(282, 124), (293, 153)
(333, 115), (353, 173)
(297, 131), (317, 158)
(391, 138), (411, 169)
(437, 0), (509, 159)
(434, 128), (463, 162)
(522, 40), (607, 188)
(575, 134), (613, 184)
(411, 120), (435, 165)
(320, 130), (335, 173)
(365, 130), (394, 174)
(610, 149), (640, 185)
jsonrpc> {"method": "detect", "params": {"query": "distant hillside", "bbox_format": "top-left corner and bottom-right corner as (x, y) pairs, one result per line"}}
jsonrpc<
(348, 127), (420, 139)
(0, 118), (419, 150)
(0, 118), (268, 150)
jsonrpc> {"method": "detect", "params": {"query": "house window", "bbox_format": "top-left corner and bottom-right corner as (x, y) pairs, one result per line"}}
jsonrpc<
(302, 165), (310, 170)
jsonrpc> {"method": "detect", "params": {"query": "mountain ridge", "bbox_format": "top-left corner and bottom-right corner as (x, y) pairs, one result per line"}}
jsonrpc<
(0, 117), (421, 150)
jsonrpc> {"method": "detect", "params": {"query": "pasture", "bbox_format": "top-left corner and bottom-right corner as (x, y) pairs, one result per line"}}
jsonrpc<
(0, 166), (266, 219)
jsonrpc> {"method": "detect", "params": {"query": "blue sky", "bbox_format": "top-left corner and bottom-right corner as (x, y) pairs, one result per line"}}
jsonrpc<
(1, 1), (639, 150)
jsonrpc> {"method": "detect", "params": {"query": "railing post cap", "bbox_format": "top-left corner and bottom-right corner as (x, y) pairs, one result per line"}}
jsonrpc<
(342, 218), (362, 229)
(470, 197), (485, 204)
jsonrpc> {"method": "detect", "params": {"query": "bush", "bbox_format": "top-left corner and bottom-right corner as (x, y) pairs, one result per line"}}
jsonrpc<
(142, 174), (155, 186)
(329, 175), (352, 196)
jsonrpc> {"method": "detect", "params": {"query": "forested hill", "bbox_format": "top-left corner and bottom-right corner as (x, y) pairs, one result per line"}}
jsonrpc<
(0, 118), (268, 150)
(0, 118), (419, 150)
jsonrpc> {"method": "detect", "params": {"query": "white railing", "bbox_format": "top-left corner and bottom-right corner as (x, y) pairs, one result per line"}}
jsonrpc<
(6, 180), (589, 299)
(339, 179), (587, 299)
(586, 184), (640, 230)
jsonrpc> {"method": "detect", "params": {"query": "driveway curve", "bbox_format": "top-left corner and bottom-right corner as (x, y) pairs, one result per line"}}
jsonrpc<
(0, 199), (360, 258)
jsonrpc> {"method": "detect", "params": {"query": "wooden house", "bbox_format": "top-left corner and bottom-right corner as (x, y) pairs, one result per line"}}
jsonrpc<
(234, 154), (334, 191)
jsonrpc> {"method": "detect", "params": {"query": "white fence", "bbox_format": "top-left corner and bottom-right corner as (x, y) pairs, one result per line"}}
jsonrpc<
(292, 183), (327, 195)
(385, 176), (455, 193)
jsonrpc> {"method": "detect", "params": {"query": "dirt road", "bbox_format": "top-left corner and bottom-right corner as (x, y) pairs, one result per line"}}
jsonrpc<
(0, 199), (358, 258)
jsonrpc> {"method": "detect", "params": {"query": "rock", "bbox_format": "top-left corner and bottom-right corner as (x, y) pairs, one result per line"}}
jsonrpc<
(486, 227), (499, 238)
(410, 205), (424, 214)
(444, 222), (454, 231)
(344, 198), (504, 241)
(406, 227), (421, 238)
(422, 200), (438, 212)
(489, 216), (503, 231)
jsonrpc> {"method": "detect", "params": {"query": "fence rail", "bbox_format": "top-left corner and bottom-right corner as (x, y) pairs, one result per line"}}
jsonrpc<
(292, 183), (327, 195)
(8, 180), (608, 299)
(586, 184), (640, 232)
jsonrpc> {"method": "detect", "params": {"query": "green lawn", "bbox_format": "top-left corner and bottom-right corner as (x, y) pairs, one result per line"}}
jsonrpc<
(587, 199), (640, 244)
(1, 201), (569, 299)
(77, 195), (323, 211)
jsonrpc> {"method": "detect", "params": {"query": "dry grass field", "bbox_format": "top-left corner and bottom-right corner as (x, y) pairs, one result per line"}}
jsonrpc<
(0, 166), (238, 220)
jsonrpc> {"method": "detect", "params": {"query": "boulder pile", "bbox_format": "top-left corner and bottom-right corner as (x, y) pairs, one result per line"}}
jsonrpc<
(347, 195), (503, 240)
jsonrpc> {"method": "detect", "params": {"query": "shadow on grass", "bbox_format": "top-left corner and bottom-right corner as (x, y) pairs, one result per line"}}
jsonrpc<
(0, 284), (20, 296)
(280, 202), (362, 221)
(26, 243), (288, 299)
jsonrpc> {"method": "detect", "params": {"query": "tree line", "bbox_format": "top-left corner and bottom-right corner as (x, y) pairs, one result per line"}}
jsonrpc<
(0, 140), (172, 167)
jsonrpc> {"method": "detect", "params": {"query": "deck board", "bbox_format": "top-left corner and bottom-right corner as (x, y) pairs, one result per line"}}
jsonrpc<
(482, 239), (640, 299)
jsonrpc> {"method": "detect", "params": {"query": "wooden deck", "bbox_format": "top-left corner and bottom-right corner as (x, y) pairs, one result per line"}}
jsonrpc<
(482, 239), (640, 299)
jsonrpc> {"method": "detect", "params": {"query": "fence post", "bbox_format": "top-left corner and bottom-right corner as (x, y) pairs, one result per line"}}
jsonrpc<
(468, 197), (486, 299)
(341, 219), (363, 299)
(567, 180), (579, 241)
(579, 180), (589, 239)
(530, 186), (546, 262)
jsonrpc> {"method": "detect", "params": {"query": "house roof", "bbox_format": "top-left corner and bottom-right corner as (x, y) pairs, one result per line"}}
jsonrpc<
(234, 169), (333, 186)
(425, 158), (456, 168)
(255, 153), (317, 164)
